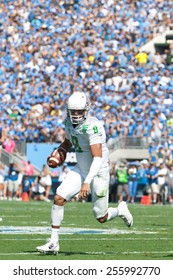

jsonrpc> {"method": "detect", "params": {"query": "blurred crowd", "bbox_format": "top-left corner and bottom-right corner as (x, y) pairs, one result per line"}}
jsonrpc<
(0, 0), (173, 193)
(0, 160), (60, 202)
(109, 159), (173, 205)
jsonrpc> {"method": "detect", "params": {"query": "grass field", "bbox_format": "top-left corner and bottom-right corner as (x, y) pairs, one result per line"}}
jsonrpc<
(0, 200), (173, 260)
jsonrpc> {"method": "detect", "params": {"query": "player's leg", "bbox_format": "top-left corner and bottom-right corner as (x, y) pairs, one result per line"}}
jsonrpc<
(36, 167), (82, 254)
(92, 173), (133, 227)
(91, 173), (118, 223)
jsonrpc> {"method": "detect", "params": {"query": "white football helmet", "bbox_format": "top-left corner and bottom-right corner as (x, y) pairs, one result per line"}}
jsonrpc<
(67, 91), (90, 125)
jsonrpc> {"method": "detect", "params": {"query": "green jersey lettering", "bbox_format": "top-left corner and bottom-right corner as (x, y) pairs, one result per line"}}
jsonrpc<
(71, 135), (83, 153)
(93, 125), (98, 134)
(82, 125), (89, 134)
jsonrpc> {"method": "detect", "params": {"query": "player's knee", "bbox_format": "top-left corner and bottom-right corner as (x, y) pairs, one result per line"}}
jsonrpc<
(54, 194), (66, 206)
(97, 213), (108, 223)
(93, 206), (108, 223)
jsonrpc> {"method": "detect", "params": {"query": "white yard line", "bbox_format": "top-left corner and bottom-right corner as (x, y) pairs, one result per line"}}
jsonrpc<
(0, 251), (173, 256)
(0, 237), (172, 241)
(0, 226), (158, 235)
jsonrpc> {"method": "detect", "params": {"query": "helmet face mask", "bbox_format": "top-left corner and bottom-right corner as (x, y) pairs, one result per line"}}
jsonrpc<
(67, 92), (90, 125)
(68, 109), (86, 124)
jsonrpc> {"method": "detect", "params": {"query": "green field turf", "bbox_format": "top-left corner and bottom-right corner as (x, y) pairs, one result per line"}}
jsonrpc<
(0, 200), (173, 260)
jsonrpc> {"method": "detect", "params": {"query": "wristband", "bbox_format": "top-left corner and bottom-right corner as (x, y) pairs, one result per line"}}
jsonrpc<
(58, 146), (67, 153)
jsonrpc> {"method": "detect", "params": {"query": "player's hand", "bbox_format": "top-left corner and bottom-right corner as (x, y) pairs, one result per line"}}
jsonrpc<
(79, 183), (90, 199)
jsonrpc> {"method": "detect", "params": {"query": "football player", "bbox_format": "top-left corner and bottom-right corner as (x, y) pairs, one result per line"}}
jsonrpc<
(36, 91), (133, 254)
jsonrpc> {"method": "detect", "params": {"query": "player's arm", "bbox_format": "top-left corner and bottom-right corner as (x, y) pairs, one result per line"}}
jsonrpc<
(84, 143), (103, 184)
(79, 143), (103, 199)
(58, 138), (72, 154)
(57, 138), (72, 164)
(47, 138), (72, 168)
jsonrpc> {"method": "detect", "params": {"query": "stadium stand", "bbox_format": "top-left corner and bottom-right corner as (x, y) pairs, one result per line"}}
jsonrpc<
(0, 0), (172, 172)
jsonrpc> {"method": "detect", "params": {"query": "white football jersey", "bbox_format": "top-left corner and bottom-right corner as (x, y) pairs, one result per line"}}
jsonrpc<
(65, 115), (109, 176)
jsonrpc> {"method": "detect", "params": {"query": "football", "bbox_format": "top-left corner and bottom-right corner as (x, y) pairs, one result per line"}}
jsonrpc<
(47, 148), (66, 168)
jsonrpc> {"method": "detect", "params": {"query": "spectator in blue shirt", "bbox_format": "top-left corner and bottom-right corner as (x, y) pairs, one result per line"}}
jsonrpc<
(128, 163), (138, 204)
(22, 175), (33, 200)
(7, 163), (20, 201)
(137, 161), (150, 196)
(148, 162), (159, 204)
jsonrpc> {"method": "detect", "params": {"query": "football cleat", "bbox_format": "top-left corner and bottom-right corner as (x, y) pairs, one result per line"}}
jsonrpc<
(36, 239), (59, 255)
(117, 201), (133, 227)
